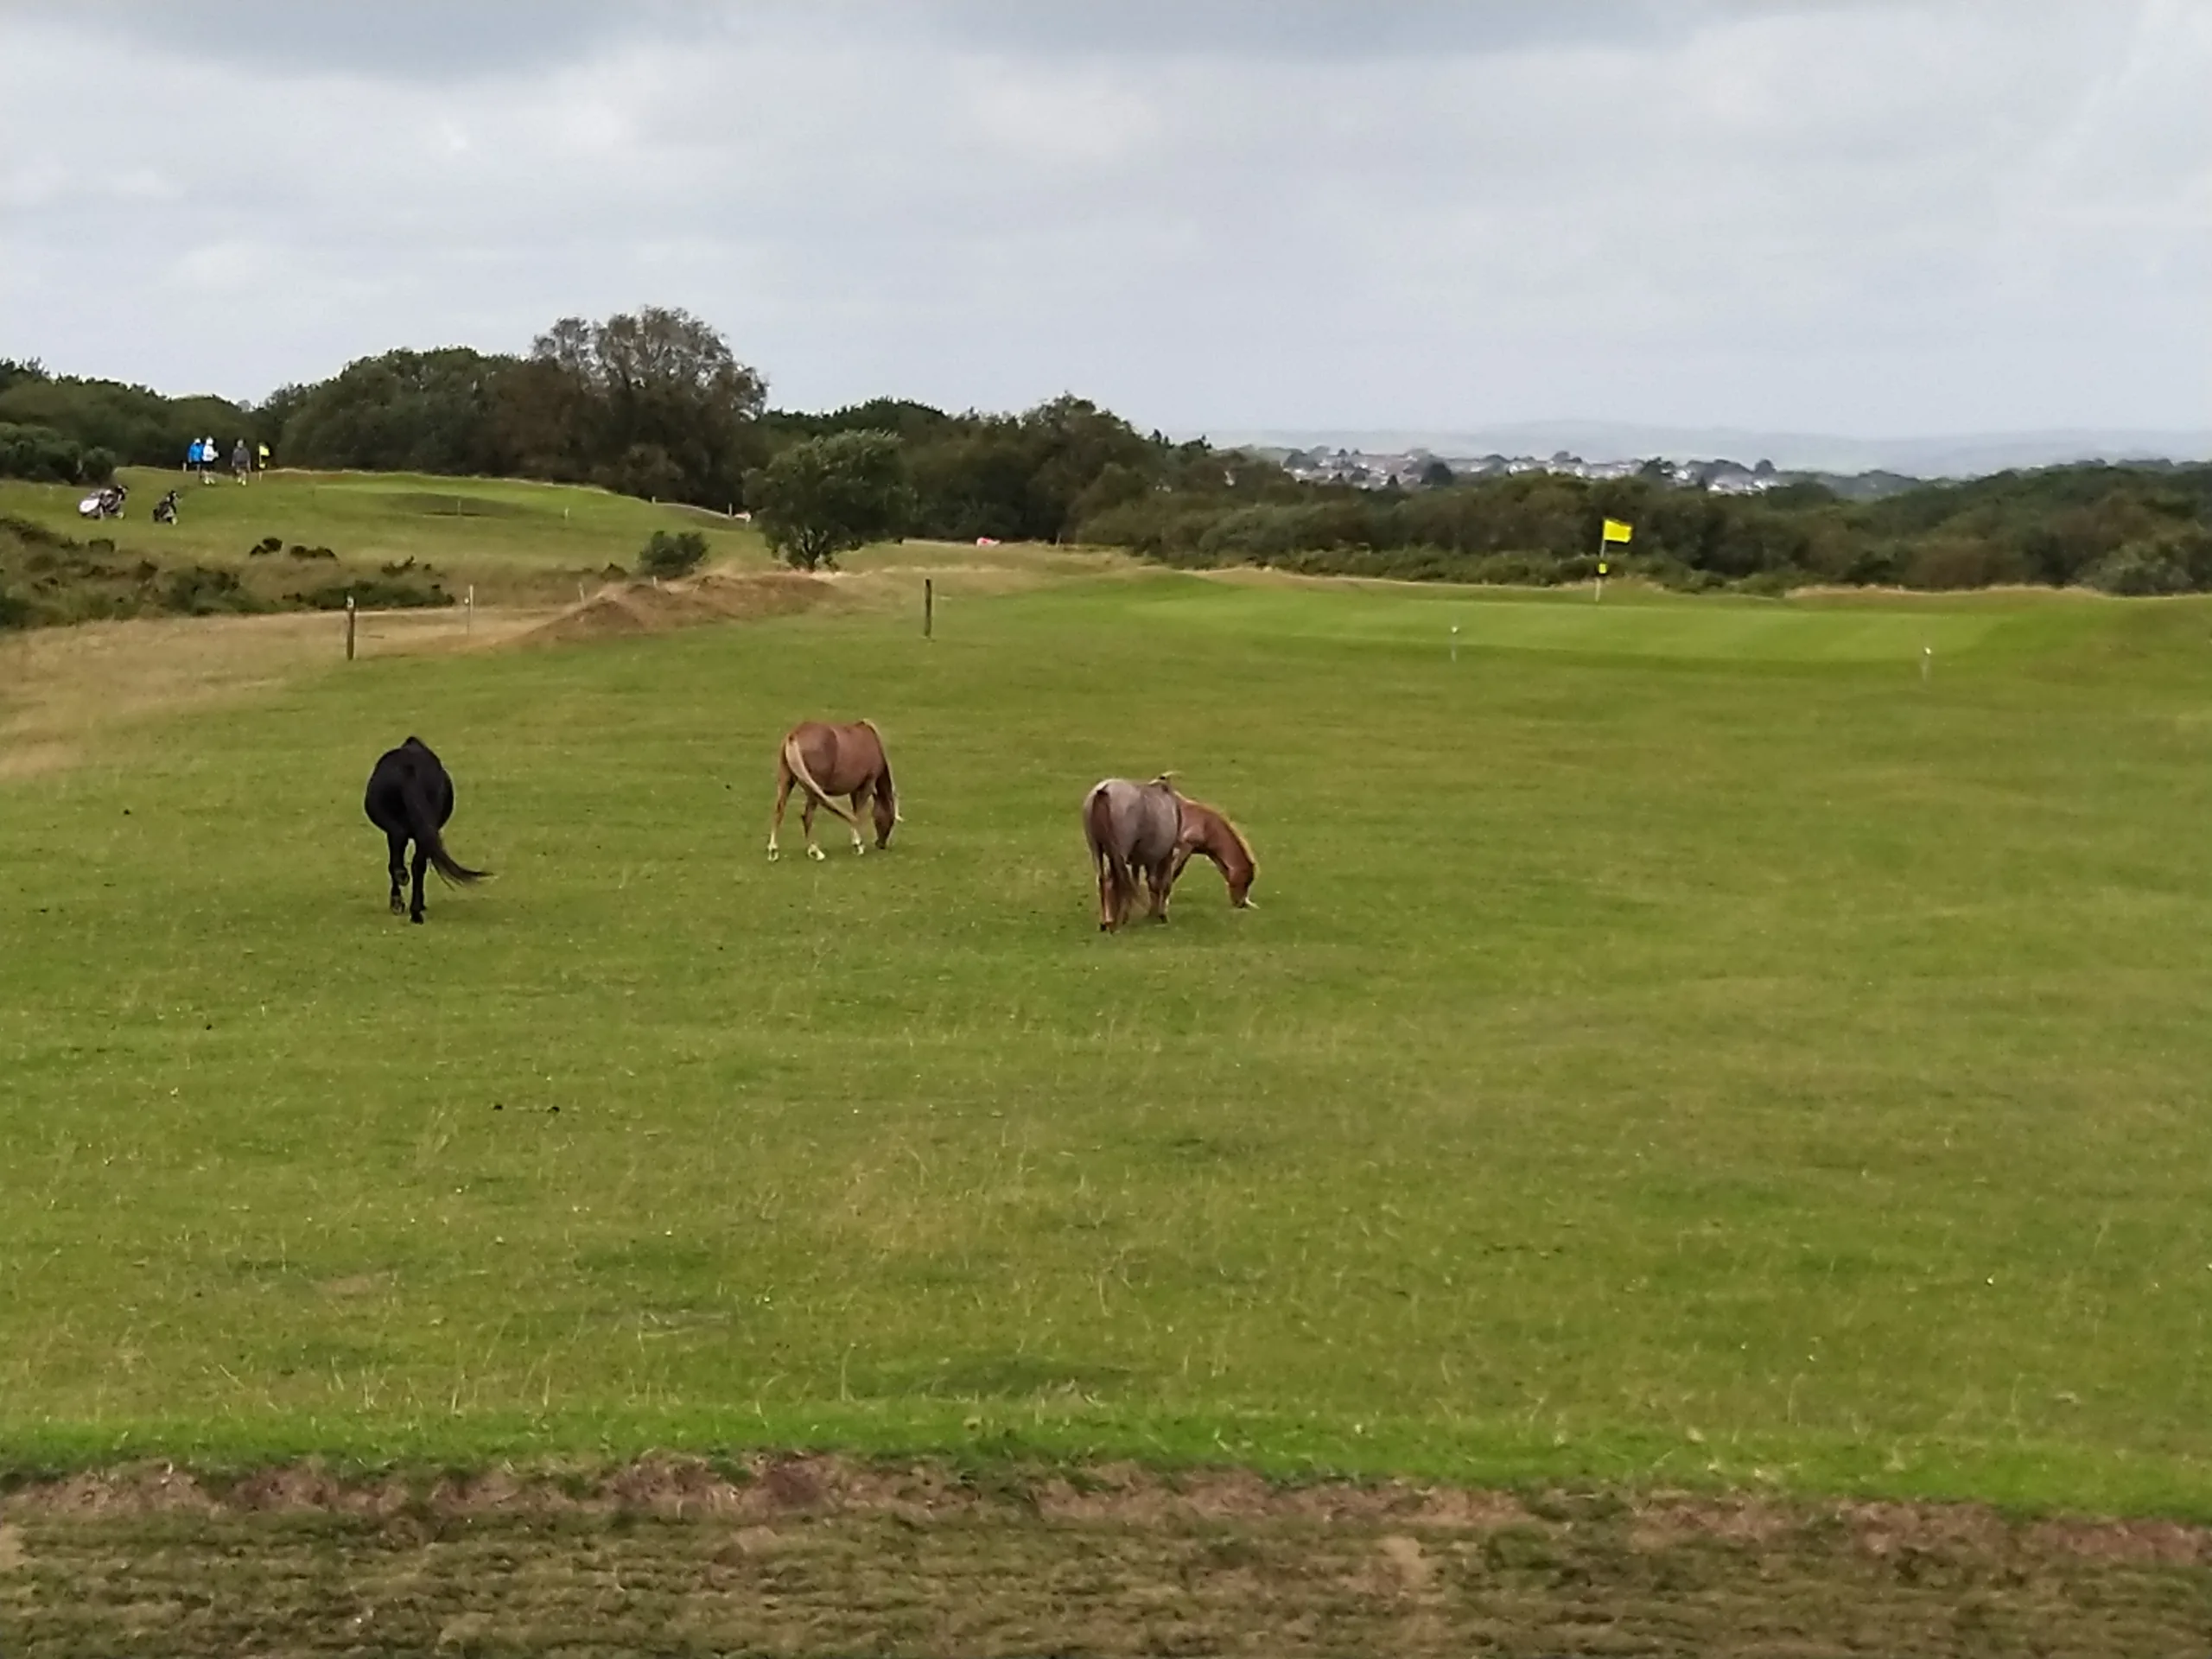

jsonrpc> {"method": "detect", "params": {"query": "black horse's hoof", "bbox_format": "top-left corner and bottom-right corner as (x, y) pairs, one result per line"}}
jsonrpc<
(410, 913), (424, 925)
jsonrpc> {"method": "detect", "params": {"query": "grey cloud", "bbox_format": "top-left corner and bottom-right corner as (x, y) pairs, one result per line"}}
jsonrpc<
(2, 2), (2203, 438)
(58, 0), (637, 82)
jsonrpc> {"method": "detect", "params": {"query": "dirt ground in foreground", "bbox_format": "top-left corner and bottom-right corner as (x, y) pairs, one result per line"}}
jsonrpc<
(3, 1457), (2207, 1656)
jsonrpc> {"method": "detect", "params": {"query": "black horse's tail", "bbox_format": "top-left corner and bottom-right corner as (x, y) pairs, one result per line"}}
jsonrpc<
(405, 778), (486, 886)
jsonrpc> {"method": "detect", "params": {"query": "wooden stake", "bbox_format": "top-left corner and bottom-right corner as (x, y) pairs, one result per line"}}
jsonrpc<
(925, 577), (934, 639)
(344, 594), (356, 661)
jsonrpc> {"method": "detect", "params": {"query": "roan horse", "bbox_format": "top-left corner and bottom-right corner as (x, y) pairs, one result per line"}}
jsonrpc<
(1083, 776), (1258, 931)
(767, 720), (900, 861)
(364, 736), (487, 923)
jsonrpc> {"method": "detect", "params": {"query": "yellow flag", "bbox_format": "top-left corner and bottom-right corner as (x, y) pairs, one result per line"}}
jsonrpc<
(1602, 518), (1633, 544)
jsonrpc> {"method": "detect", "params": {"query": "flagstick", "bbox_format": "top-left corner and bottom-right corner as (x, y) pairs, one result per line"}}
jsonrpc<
(1594, 529), (1605, 603)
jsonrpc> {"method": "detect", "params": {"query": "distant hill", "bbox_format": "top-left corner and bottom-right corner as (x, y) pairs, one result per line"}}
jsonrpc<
(1205, 423), (2212, 480)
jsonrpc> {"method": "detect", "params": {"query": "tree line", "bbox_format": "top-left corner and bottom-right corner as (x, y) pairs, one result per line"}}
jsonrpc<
(1085, 462), (2212, 595)
(4, 312), (2209, 594)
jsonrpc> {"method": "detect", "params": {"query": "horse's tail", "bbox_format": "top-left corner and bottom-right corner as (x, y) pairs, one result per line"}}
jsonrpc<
(1085, 784), (1136, 921)
(1083, 784), (1113, 864)
(783, 731), (859, 826)
(404, 778), (486, 887)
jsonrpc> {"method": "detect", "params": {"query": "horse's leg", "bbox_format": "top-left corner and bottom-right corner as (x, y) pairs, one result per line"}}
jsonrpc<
(847, 785), (870, 855)
(386, 830), (408, 914)
(767, 772), (793, 861)
(801, 797), (826, 861)
(1147, 856), (1173, 921)
(1096, 854), (1119, 931)
(409, 842), (429, 924)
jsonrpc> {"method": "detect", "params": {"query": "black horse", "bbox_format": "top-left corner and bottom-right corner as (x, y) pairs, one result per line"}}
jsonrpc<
(364, 736), (486, 922)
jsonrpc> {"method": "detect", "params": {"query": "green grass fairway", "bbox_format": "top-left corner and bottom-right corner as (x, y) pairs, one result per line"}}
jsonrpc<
(1138, 578), (2069, 662)
(0, 468), (762, 601)
(6, 569), (2212, 1516)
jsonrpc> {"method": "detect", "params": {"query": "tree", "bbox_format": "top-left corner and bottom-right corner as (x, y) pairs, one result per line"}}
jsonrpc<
(280, 347), (517, 474)
(750, 431), (908, 570)
(521, 307), (767, 507)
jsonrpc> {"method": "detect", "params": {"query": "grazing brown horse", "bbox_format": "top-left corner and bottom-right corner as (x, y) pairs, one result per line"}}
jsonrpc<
(1170, 794), (1258, 910)
(768, 720), (899, 861)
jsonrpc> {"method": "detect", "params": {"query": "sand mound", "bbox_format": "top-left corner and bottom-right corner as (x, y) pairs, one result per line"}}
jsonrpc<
(519, 569), (838, 645)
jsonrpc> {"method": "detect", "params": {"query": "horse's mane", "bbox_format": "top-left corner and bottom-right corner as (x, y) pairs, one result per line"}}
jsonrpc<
(1185, 795), (1255, 870)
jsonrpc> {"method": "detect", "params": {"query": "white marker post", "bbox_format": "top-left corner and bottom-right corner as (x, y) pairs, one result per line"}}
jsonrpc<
(1922, 644), (1932, 683)
(1450, 623), (1459, 663)
(466, 583), (474, 635)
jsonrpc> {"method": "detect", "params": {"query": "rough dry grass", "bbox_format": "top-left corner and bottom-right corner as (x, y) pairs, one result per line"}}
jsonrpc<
(0, 605), (552, 779)
(519, 569), (844, 646)
(3, 1458), (2208, 1656)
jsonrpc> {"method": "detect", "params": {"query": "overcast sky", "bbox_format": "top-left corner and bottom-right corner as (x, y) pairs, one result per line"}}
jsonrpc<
(3, 2), (2206, 439)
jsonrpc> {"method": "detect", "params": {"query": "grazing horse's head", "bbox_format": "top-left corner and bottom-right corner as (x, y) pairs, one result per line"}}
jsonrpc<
(1181, 800), (1257, 909)
(872, 770), (899, 848)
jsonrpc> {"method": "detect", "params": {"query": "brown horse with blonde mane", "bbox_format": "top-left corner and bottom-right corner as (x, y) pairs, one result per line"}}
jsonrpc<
(1171, 793), (1258, 911)
(768, 720), (899, 861)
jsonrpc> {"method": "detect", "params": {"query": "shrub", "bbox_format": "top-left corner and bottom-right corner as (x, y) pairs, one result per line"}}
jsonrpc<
(1903, 535), (2028, 590)
(0, 422), (85, 482)
(291, 576), (453, 610)
(160, 566), (268, 616)
(251, 536), (283, 556)
(2082, 542), (2194, 596)
(637, 529), (709, 578)
(1735, 568), (1808, 597)
(1466, 551), (1560, 586)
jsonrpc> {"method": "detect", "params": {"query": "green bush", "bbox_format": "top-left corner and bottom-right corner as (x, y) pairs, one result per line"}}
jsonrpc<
(637, 528), (709, 577)
(160, 566), (269, 616)
(0, 422), (86, 483)
(2082, 542), (2194, 596)
(291, 576), (453, 611)
(1735, 568), (1808, 597)
(1903, 536), (2028, 590)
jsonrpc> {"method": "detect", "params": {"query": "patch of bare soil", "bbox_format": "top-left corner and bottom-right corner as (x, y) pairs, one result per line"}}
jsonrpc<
(517, 569), (841, 645)
(3, 1458), (2207, 1656)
